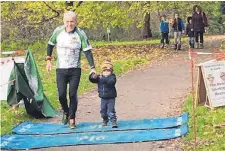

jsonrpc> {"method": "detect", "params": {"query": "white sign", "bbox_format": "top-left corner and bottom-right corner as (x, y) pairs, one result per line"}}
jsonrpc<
(107, 27), (110, 33)
(202, 60), (225, 107)
(0, 57), (25, 100)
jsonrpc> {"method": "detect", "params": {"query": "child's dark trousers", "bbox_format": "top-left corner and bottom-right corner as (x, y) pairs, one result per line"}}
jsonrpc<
(100, 98), (117, 122)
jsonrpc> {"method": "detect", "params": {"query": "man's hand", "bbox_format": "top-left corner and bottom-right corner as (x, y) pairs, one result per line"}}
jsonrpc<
(90, 68), (96, 74)
(12, 104), (20, 110)
(46, 60), (52, 73)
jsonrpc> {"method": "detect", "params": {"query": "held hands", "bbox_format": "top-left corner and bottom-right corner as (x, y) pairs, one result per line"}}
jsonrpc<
(90, 68), (97, 79)
(91, 72), (103, 79)
(46, 60), (52, 73)
(90, 68), (96, 74)
(91, 73), (98, 79)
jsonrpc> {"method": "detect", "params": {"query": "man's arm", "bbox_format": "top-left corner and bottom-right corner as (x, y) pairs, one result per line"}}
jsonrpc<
(46, 44), (54, 72)
(83, 50), (95, 69)
(78, 28), (96, 73)
(46, 26), (63, 72)
(47, 44), (54, 58)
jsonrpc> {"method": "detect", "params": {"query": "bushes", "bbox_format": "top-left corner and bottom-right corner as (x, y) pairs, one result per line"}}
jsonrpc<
(1, 39), (47, 53)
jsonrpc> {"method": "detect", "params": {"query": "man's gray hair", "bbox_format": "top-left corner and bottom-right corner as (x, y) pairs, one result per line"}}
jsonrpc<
(63, 11), (77, 21)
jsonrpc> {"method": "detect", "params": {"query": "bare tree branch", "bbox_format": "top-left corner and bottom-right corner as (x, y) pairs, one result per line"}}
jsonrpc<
(65, 1), (83, 11)
(29, 2), (60, 25)
(42, 1), (60, 21)
(76, 1), (83, 8)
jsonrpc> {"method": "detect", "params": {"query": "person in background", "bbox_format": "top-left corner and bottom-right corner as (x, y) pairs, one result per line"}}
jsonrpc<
(186, 16), (195, 48)
(160, 15), (170, 49)
(89, 59), (118, 128)
(46, 11), (96, 129)
(172, 13), (185, 50)
(192, 5), (209, 49)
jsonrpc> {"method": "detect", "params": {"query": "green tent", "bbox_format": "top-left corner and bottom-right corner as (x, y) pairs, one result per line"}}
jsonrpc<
(7, 49), (57, 118)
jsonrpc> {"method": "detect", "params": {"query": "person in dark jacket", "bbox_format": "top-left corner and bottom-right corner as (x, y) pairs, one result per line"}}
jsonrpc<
(186, 16), (195, 48)
(160, 15), (170, 49)
(172, 13), (185, 50)
(89, 59), (118, 128)
(192, 5), (209, 49)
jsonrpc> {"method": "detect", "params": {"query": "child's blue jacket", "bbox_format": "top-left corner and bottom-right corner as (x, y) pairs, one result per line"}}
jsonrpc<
(160, 21), (169, 33)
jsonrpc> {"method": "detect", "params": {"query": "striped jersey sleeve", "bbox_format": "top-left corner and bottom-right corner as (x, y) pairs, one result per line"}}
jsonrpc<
(76, 28), (92, 52)
(48, 26), (64, 46)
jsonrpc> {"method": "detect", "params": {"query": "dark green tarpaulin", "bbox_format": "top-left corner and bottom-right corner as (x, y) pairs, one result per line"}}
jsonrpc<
(7, 49), (57, 118)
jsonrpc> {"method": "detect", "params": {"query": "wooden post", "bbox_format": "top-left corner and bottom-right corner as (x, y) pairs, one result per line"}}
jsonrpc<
(189, 49), (197, 150)
(190, 58), (197, 150)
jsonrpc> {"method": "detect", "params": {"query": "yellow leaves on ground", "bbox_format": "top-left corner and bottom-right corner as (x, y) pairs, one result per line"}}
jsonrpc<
(81, 44), (172, 73)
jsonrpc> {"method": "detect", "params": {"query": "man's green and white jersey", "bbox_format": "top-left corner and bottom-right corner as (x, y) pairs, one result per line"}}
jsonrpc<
(48, 26), (92, 69)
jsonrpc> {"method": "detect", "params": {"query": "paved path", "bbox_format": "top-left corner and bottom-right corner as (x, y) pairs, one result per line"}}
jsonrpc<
(28, 35), (224, 151)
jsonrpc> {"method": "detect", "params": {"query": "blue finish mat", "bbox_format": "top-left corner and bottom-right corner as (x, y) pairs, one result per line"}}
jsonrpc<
(12, 112), (188, 135)
(1, 124), (188, 150)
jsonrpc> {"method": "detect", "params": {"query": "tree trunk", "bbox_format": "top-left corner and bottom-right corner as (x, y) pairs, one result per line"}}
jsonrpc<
(143, 12), (152, 39)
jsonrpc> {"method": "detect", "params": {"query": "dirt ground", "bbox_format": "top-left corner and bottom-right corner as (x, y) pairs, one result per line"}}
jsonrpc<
(24, 35), (225, 151)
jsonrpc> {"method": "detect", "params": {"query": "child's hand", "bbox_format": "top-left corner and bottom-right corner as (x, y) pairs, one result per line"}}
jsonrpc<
(99, 75), (103, 79)
(91, 73), (98, 79)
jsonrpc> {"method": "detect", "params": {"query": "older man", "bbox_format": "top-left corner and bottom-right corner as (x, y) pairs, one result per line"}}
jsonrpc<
(46, 11), (96, 129)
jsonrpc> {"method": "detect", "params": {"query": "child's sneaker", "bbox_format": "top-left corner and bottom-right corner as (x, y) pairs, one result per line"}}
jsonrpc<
(112, 121), (118, 128)
(102, 119), (109, 126)
(62, 113), (69, 125)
